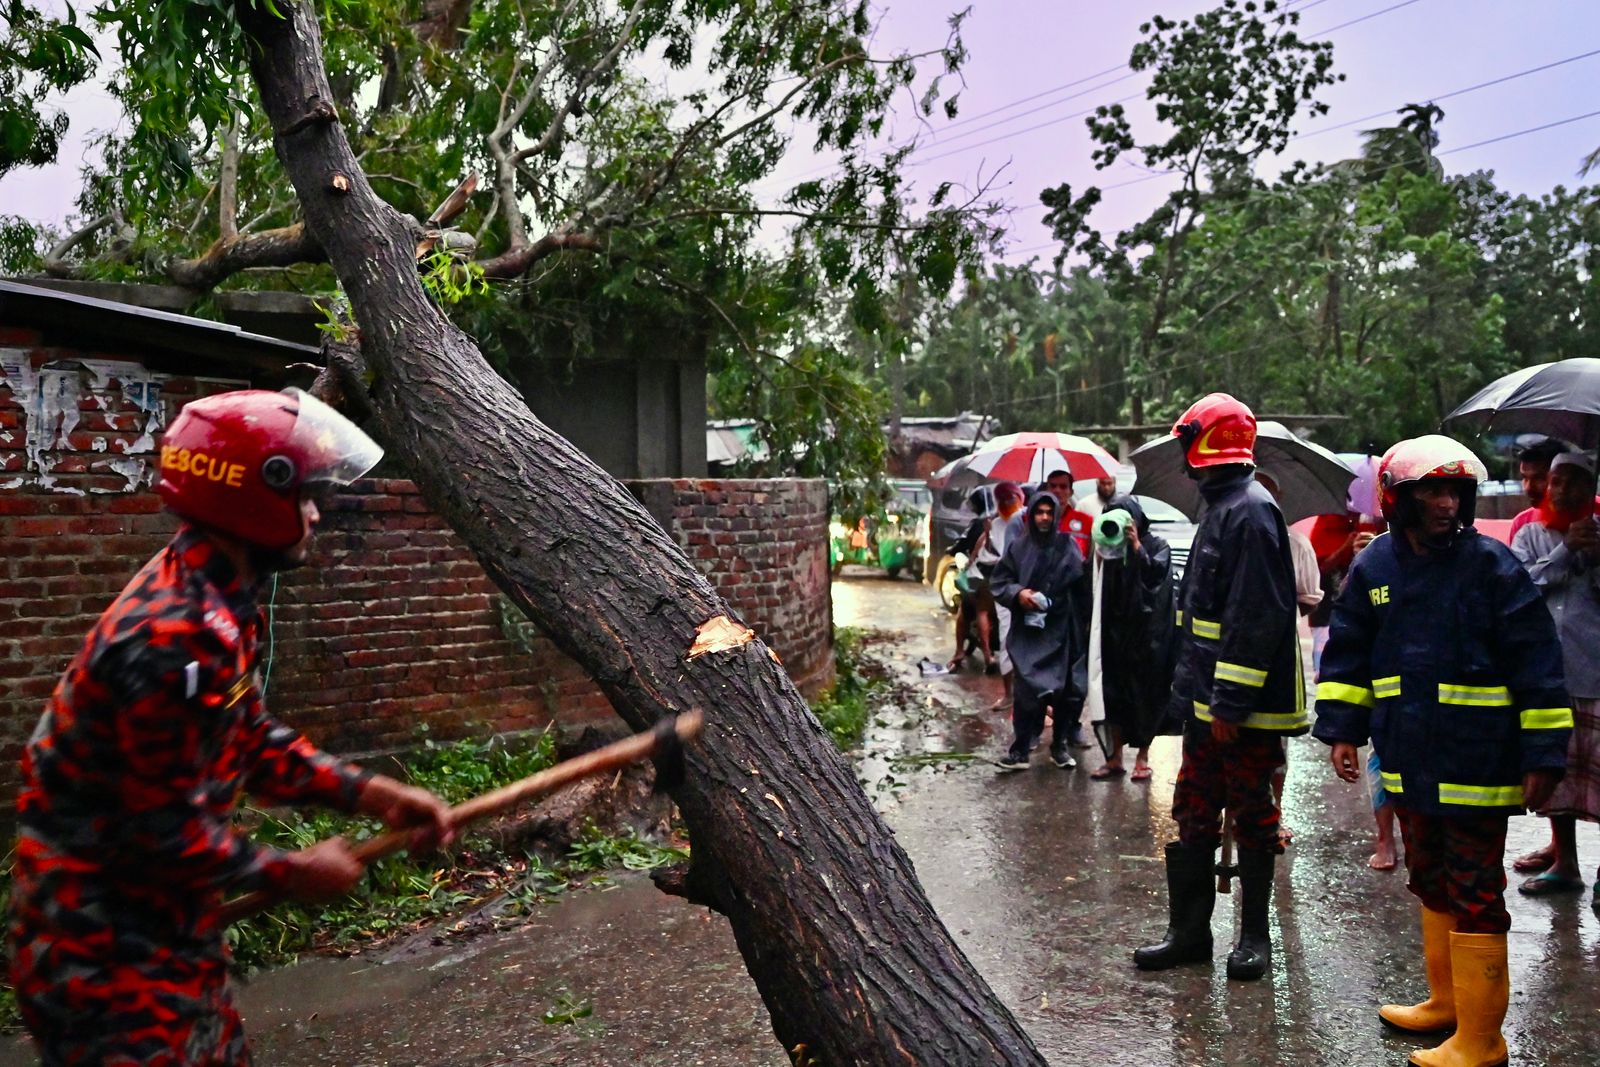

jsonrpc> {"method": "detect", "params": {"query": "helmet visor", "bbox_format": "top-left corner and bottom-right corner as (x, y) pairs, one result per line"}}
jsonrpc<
(281, 387), (384, 486)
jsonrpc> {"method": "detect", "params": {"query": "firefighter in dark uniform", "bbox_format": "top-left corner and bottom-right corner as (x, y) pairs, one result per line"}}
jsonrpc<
(1133, 393), (1307, 982)
(9, 389), (455, 1066)
(1315, 435), (1570, 1067)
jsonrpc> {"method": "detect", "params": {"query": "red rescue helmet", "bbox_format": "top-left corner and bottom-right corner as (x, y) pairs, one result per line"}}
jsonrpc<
(1377, 434), (1487, 527)
(1172, 393), (1257, 469)
(157, 388), (382, 550)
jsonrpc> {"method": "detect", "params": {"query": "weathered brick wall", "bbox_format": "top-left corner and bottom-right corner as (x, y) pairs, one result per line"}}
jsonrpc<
(632, 478), (835, 696)
(0, 330), (835, 796)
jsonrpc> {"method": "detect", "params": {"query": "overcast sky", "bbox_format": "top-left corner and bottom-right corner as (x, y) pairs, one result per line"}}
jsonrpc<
(764, 0), (1600, 262)
(4, 0), (1598, 264)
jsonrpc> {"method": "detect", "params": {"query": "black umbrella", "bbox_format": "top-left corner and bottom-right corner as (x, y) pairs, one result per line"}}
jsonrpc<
(1129, 421), (1356, 523)
(1443, 358), (1600, 449)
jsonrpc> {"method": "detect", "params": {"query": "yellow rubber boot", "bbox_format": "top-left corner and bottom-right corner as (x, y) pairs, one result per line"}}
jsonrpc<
(1408, 932), (1509, 1067)
(1381, 906), (1457, 1034)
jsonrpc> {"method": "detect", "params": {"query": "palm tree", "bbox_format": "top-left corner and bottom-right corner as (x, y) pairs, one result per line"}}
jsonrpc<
(1354, 102), (1446, 180)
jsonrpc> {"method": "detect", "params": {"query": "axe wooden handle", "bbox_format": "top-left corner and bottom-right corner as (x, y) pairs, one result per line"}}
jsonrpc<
(1217, 813), (1234, 894)
(219, 710), (702, 924)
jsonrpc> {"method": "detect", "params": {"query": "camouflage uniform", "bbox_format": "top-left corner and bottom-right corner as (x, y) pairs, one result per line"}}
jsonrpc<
(9, 527), (369, 1065)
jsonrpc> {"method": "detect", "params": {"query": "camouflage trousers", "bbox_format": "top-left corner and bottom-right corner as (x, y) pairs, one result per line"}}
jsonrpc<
(1172, 720), (1286, 854)
(1396, 808), (1510, 935)
(21, 978), (250, 1067)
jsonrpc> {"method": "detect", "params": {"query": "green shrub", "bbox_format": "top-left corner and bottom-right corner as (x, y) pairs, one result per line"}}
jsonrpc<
(810, 626), (886, 750)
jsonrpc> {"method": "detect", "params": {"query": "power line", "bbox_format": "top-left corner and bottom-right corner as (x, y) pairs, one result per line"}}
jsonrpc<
(893, 0), (1434, 172)
(1291, 47), (1600, 144)
(1004, 47), (1600, 217)
(909, 90), (1149, 168)
(934, 64), (1129, 136)
(1306, 0), (1425, 38)
(759, 0), (1387, 191)
(1437, 106), (1600, 156)
(914, 0), (1342, 139)
(900, 71), (1142, 156)
(1002, 105), (1600, 259)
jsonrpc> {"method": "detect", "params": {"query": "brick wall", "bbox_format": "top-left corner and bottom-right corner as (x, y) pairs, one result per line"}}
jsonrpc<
(632, 478), (835, 695)
(0, 332), (834, 796)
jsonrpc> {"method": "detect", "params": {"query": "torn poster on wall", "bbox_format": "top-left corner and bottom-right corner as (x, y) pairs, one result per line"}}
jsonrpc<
(0, 350), (246, 494)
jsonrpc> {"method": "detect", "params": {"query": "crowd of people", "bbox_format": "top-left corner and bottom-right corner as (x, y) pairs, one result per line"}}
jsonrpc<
(944, 392), (1597, 1066)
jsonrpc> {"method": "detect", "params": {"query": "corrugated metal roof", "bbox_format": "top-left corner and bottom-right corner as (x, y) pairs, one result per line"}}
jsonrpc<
(0, 279), (319, 374)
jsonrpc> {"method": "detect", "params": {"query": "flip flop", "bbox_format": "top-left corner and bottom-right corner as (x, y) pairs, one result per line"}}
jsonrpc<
(1512, 849), (1556, 874)
(1518, 871), (1585, 897)
(1089, 765), (1126, 780)
(1130, 765), (1153, 782)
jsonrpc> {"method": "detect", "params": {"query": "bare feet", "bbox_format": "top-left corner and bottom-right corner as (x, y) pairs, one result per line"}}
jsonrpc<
(1278, 826), (1295, 849)
(989, 695), (1010, 711)
(1368, 842), (1397, 870)
(1090, 763), (1126, 780)
(1512, 844), (1557, 874)
(1130, 763), (1153, 782)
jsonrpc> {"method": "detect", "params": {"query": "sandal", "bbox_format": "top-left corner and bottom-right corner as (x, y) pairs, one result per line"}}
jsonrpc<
(1130, 764), (1153, 782)
(1512, 848), (1557, 874)
(1089, 765), (1126, 780)
(1518, 871), (1585, 897)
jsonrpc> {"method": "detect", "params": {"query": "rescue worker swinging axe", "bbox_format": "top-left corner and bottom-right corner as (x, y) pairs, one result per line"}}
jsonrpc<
(220, 710), (703, 922)
(6, 386), (703, 1067)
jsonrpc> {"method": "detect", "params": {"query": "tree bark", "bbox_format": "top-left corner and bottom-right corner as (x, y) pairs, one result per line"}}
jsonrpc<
(166, 221), (326, 290)
(234, 4), (1045, 1064)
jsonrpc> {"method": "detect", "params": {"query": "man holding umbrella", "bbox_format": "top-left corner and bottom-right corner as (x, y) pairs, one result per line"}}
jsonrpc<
(1133, 393), (1307, 982)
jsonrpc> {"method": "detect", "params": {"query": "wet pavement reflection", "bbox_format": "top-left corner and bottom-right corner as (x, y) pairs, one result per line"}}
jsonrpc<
(3, 571), (1594, 1065)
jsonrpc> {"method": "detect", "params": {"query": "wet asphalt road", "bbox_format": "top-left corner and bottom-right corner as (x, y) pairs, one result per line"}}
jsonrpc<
(5, 571), (1597, 1065)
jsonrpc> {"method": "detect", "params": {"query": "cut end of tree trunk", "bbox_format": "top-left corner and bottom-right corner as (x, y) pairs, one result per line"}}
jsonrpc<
(686, 614), (758, 659)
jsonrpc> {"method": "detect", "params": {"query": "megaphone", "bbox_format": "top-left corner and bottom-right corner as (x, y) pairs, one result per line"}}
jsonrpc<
(1093, 508), (1132, 560)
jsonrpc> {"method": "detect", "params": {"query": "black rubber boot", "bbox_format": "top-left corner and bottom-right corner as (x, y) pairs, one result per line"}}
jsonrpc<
(1133, 842), (1216, 971)
(1226, 849), (1275, 981)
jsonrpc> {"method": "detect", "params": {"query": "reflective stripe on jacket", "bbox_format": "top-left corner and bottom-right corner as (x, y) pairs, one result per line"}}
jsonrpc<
(1170, 469), (1307, 735)
(1312, 529), (1572, 817)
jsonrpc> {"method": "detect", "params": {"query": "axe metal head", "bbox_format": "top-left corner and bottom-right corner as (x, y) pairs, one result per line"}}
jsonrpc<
(650, 714), (688, 793)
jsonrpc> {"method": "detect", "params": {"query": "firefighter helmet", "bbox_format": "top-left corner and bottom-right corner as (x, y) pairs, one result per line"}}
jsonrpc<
(1377, 434), (1487, 527)
(157, 388), (382, 550)
(1172, 393), (1257, 469)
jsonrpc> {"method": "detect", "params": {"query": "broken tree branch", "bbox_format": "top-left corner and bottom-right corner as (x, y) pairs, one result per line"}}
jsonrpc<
(42, 213), (116, 278)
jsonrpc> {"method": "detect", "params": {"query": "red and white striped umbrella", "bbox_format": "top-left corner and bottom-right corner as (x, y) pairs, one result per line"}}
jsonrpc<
(950, 431), (1119, 484)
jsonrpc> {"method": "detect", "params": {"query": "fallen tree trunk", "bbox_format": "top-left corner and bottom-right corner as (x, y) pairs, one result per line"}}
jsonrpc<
(234, 4), (1046, 1063)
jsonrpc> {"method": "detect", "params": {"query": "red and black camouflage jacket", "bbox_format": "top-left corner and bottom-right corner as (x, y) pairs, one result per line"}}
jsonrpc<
(9, 524), (370, 990)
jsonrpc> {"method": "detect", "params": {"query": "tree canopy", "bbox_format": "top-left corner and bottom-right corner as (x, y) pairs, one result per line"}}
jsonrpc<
(1, 0), (1002, 506)
(906, 0), (1597, 458)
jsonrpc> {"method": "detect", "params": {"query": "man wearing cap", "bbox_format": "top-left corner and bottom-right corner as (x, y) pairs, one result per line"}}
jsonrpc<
(1132, 393), (1306, 982)
(1510, 451), (1600, 899)
(9, 389), (455, 1066)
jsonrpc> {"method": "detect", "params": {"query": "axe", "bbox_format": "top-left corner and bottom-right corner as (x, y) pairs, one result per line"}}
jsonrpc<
(219, 710), (702, 923)
(1216, 811), (1237, 894)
